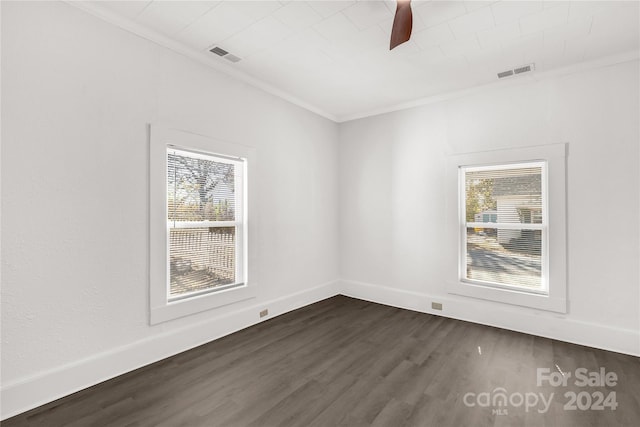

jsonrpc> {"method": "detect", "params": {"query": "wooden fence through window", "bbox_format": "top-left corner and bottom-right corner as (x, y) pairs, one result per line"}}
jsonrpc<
(169, 227), (235, 296)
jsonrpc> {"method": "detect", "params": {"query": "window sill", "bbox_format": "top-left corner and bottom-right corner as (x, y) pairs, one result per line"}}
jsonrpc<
(448, 280), (566, 313)
(149, 124), (258, 325)
(445, 143), (568, 315)
(150, 283), (257, 325)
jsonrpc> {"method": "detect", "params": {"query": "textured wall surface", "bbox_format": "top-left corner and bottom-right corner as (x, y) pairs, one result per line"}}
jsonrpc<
(1, 1), (339, 385)
(339, 59), (639, 336)
(2, 0), (639, 419)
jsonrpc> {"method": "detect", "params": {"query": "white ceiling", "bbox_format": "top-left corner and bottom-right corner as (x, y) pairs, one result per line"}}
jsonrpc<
(78, 1), (640, 121)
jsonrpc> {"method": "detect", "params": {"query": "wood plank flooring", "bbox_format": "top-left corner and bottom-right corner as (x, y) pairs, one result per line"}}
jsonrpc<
(3, 296), (639, 426)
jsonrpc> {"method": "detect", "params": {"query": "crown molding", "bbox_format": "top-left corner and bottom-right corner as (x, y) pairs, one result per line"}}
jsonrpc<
(64, 1), (339, 123)
(336, 49), (640, 122)
(64, 1), (638, 125)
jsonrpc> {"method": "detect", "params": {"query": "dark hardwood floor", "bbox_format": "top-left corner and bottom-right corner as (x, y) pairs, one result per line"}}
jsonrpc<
(3, 296), (639, 426)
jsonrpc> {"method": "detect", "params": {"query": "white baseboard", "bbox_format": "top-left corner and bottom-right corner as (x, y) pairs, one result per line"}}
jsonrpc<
(3, 278), (637, 420)
(0, 280), (340, 421)
(340, 279), (640, 358)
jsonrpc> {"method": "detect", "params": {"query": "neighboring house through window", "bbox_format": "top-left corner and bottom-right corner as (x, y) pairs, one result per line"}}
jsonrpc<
(447, 144), (567, 313)
(463, 162), (545, 292)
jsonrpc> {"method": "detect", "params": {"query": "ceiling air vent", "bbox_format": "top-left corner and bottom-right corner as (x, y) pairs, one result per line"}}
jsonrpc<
(514, 64), (533, 74)
(497, 63), (535, 79)
(209, 46), (228, 56)
(225, 54), (241, 63)
(208, 46), (242, 63)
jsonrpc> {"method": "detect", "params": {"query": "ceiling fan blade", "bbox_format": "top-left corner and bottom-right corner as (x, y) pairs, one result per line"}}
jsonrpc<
(390, 0), (412, 50)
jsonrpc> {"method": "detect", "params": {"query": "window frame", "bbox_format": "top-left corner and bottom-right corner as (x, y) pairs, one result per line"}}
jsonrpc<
(166, 147), (245, 303)
(459, 161), (548, 295)
(446, 144), (567, 313)
(150, 125), (257, 324)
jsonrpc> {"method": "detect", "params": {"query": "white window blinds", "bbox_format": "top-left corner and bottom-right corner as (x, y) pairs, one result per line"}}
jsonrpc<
(167, 148), (244, 301)
(461, 162), (546, 293)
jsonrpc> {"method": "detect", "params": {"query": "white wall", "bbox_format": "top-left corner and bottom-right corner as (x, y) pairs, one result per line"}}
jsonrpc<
(339, 60), (640, 356)
(1, 1), (339, 418)
(2, 0), (639, 421)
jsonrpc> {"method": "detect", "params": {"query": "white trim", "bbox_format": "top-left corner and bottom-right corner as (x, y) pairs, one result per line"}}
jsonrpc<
(463, 161), (545, 173)
(0, 280), (341, 421)
(446, 144), (567, 313)
(339, 279), (640, 357)
(465, 222), (544, 230)
(64, 1), (338, 123)
(168, 146), (244, 165)
(2, 279), (637, 421)
(150, 125), (258, 324)
(63, 1), (638, 125)
(460, 160), (548, 294)
(169, 221), (239, 228)
(337, 51), (640, 123)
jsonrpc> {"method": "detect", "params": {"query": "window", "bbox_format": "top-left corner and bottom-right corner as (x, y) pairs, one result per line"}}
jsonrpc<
(167, 148), (244, 301)
(461, 162), (546, 293)
(446, 144), (566, 313)
(150, 126), (257, 324)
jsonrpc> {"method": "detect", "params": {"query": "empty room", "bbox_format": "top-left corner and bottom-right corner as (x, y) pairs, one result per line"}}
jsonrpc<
(1, 0), (639, 426)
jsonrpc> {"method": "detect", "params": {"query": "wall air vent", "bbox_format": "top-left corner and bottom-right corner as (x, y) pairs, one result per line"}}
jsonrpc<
(497, 63), (535, 79)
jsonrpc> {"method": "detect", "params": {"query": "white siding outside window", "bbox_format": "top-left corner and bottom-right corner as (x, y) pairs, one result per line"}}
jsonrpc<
(461, 162), (547, 293)
(446, 144), (567, 313)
